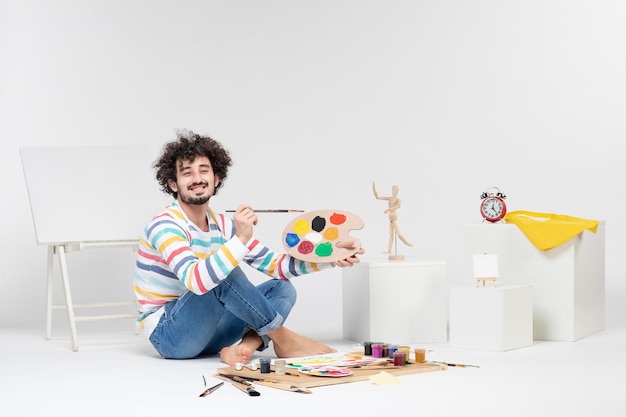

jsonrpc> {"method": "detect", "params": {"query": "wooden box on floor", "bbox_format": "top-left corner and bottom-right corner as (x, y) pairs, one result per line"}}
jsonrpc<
(449, 285), (533, 351)
(464, 222), (605, 341)
(342, 258), (448, 344)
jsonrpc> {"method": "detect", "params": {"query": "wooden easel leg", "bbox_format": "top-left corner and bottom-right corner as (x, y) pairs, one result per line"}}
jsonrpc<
(57, 245), (79, 352)
(46, 246), (54, 340)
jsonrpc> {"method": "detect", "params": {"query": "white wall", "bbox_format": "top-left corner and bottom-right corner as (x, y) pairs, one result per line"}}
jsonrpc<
(2, 0), (625, 339)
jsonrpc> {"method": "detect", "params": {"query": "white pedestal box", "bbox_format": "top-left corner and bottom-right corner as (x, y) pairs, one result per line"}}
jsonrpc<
(464, 222), (605, 341)
(342, 258), (447, 344)
(449, 285), (533, 351)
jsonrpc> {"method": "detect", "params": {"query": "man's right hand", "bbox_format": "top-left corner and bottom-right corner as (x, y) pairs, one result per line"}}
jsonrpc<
(232, 204), (258, 245)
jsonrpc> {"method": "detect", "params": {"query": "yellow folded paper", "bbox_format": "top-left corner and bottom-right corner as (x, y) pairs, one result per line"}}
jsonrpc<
(368, 371), (400, 385)
(503, 210), (599, 251)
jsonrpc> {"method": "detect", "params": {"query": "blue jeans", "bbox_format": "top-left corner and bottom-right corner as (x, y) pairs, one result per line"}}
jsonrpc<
(149, 266), (297, 359)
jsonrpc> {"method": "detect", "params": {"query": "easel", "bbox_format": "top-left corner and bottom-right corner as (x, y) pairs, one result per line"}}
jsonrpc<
(21, 145), (169, 351)
(473, 253), (499, 288)
(476, 277), (497, 287)
(45, 241), (139, 351)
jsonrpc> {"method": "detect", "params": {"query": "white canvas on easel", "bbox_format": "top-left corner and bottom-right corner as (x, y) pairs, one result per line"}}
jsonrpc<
(20, 144), (170, 351)
(473, 253), (499, 287)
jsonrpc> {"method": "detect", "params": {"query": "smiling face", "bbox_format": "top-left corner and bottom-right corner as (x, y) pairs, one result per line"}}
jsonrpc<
(168, 156), (220, 206)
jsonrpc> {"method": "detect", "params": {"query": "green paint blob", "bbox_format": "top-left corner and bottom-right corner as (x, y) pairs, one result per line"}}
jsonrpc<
(315, 241), (333, 257)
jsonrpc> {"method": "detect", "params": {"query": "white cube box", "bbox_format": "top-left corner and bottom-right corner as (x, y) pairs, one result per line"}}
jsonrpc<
(464, 222), (605, 341)
(342, 258), (447, 344)
(449, 285), (533, 351)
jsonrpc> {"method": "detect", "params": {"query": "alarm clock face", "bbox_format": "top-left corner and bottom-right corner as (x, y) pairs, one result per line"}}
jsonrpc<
(480, 196), (506, 222)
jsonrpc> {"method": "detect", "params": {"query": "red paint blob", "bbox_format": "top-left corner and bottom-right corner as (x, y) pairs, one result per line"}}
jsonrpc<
(330, 212), (347, 225)
(297, 240), (315, 255)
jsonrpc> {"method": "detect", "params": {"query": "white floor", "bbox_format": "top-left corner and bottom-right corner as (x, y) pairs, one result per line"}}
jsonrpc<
(2, 319), (625, 417)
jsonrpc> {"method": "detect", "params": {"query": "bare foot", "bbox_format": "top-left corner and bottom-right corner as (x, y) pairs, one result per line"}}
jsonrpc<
(219, 331), (263, 367)
(269, 327), (337, 358)
(219, 344), (254, 367)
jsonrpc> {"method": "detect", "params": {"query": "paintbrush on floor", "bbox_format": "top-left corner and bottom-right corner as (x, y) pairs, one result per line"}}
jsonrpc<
(218, 373), (312, 394)
(213, 374), (261, 396)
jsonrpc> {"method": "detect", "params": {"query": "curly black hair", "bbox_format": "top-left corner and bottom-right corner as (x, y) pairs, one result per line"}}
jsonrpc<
(154, 130), (232, 199)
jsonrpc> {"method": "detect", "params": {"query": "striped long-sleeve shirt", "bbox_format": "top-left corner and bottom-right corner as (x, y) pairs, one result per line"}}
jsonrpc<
(134, 201), (329, 336)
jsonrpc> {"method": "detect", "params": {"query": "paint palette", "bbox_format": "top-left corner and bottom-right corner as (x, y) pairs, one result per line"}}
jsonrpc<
(298, 366), (353, 377)
(281, 209), (364, 263)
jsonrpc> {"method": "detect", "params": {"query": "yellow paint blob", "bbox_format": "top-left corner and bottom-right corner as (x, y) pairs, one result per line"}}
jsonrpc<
(324, 227), (339, 241)
(293, 219), (311, 235)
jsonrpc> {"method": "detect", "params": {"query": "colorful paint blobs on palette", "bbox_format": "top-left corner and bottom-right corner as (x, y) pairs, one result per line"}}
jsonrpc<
(282, 209), (364, 263)
(286, 352), (375, 369)
(299, 366), (353, 377)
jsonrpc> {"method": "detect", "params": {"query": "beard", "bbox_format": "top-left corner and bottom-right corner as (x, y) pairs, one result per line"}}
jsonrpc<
(179, 182), (212, 205)
(180, 194), (211, 205)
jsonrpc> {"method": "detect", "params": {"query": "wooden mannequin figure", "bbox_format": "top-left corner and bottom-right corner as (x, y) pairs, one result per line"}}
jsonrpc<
(372, 182), (413, 260)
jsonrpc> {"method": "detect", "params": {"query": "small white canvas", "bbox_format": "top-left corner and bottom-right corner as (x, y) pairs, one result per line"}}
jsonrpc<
(473, 253), (499, 278)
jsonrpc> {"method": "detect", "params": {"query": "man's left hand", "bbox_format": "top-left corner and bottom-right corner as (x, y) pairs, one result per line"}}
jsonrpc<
(332, 239), (365, 267)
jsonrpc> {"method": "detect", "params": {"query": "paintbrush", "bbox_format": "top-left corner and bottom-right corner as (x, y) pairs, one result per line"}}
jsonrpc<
(431, 361), (480, 368)
(219, 373), (312, 394)
(213, 374), (261, 396)
(199, 381), (224, 397)
(221, 374), (264, 385)
(445, 363), (480, 368)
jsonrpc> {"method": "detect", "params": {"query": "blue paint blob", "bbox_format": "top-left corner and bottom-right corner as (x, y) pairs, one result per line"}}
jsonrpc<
(285, 233), (300, 247)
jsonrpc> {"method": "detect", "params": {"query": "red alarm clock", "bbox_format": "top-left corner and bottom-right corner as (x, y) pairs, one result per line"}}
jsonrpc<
(479, 187), (507, 222)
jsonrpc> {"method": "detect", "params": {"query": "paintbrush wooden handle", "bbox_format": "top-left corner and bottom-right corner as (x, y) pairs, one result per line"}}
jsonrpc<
(213, 374), (261, 396)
